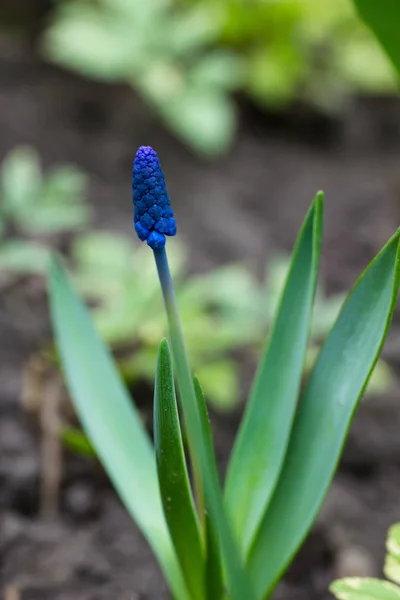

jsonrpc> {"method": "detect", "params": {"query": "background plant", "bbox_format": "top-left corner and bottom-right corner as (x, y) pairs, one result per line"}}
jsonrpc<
(212, 0), (396, 109)
(42, 0), (396, 156)
(330, 522), (400, 600)
(352, 0), (400, 79)
(0, 145), (90, 274)
(42, 0), (242, 157)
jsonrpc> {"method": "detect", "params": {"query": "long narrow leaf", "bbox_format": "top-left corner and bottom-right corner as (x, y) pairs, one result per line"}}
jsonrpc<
(225, 192), (323, 555)
(48, 258), (189, 600)
(352, 0), (400, 77)
(194, 376), (224, 600)
(154, 339), (205, 600)
(169, 329), (255, 599)
(248, 230), (400, 599)
(154, 247), (257, 600)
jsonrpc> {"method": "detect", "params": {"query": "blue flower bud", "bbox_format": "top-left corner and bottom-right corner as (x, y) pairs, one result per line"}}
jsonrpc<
(135, 221), (150, 242)
(147, 231), (167, 249)
(132, 146), (177, 249)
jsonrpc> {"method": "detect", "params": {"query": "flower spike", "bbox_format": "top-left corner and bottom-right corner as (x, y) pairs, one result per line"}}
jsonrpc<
(133, 146), (207, 573)
(132, 146), (176, 249)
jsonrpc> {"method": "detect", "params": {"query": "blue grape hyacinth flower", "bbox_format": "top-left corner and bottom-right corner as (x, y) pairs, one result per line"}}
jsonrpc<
(132, 146), (177, 249)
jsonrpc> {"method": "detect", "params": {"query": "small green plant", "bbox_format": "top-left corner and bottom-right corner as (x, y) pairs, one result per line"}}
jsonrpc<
(42, 0), (397, 156)
(0, 146), (90, 274)
(42, 0), (242, 157)
(216, 0), (396, 109)
(48, 146), (400, 599)
(331, 522), (400, 600)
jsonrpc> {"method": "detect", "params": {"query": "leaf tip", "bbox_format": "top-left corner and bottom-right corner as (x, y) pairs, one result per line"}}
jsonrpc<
(192, 374), (203, 396)
(305, 190), (324, 229)
(156, 338), (173, 380)
(158, 337), (171, 357)
(313, 190), (325, 219)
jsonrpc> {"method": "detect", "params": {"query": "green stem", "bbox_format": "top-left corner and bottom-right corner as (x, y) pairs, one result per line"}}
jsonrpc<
(153, 247), (205, 532)
(153, 246), (256, 600)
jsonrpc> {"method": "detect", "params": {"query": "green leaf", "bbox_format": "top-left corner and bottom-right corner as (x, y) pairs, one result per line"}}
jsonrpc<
(352, 0), (400, 78)
(247, 43), (305, 108)
(331, 523), (400, 600)
(43, 5), (136, 81)
(156, 254), (256, 599)
(61, 427), (97, 458)
(194, 376), (224, 600)
(21, 204), (91, 235)
(169, 4), (223, 55)
(0, 146), (42, 218)
(196, 360), (239, 412)
(48, 257), (189, 600)
(330, 577), (400, 600)
(169, 368), (255, 600)
(159, 89), (236, 157)
(385, 523), (400, 585)
(73, 231), (132, 267)
(41, 165), (87, 205)
(225, 192), (323, 556)
(0, 241), (49, 274)
(154, 339), (205, 600)
(190, 52), (244, 91)
(248, 229), (400, 599)
(334, 32), (396, 93)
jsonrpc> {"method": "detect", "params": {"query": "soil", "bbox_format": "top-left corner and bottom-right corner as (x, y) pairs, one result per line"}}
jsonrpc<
(2, 28), (400, 600)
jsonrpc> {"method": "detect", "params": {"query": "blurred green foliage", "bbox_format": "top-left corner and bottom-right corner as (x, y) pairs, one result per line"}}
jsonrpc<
(42, 0), (241, 157)
(42, 0), (396, 156)
(71, 233), (255, 409)
(352, 0), (400, 79)
(0, 146), (90, 273)
(61, 426), (97, 457)
(214, 0), (396, 108)
(330, 522), (400, 600)
(69, 233), (393, 411)
(0, 146), (393, 410)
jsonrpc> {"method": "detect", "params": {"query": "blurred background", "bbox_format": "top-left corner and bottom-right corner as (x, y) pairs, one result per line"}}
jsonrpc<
(1, 0), (400, 598)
